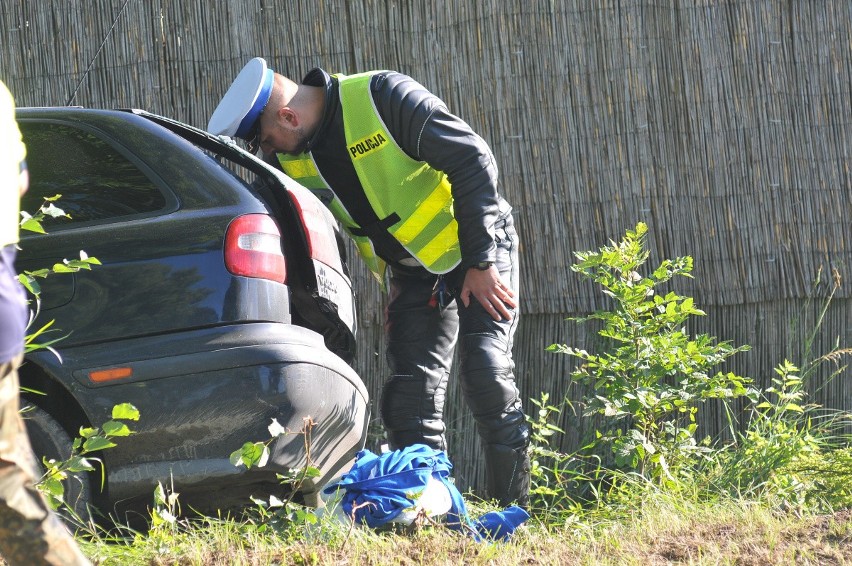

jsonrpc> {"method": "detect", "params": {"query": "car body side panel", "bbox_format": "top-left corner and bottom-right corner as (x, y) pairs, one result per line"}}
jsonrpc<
(27, 323), (368, 504)
(104, 360), (368, 504)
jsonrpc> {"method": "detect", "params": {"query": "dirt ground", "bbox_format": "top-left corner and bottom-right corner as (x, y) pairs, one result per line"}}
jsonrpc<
(641, 509), (852, 565)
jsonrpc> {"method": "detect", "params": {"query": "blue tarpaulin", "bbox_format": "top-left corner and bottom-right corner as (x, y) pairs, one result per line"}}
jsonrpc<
(322, 444), (529, 541)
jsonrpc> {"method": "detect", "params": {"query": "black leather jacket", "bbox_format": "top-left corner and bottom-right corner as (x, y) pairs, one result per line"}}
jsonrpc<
(286, 68), (511, 272)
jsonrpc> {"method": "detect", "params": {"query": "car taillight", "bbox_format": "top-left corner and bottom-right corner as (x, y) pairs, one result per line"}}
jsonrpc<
(288, 186), (344, 273)
(225, 214), (287, 283)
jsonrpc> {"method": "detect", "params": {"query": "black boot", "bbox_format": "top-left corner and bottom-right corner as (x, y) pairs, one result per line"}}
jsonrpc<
(484, 443), (530, 508)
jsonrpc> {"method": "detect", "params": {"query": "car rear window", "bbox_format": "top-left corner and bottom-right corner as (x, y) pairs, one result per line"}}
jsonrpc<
(19, 122), (167, 228)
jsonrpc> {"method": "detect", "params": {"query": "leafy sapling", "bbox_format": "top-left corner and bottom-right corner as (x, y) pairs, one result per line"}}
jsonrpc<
(548, 222), (752, 483)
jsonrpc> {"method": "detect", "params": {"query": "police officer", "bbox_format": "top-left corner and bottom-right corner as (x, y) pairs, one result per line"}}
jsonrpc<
(0, 81), (91, 565)
(209, 59), (530, 507)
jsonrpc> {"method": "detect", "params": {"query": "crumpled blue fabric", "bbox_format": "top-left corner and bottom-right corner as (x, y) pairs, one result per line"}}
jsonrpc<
(322, 444), (529, 541)
(474, 505), (531, 540)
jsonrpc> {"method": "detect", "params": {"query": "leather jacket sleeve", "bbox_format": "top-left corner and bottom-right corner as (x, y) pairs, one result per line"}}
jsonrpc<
(370, 72), (503, 268)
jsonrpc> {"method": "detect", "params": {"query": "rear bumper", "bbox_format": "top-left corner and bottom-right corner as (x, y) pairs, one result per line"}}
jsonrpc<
(29, 322), (369, 509)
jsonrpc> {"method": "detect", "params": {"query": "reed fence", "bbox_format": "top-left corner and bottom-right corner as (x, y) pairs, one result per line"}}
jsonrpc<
(1, 0), (849, 494)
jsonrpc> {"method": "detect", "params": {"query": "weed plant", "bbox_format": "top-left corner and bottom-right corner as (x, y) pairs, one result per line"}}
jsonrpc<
(19, 194), (100, 356)
(701, 269), (852, 512)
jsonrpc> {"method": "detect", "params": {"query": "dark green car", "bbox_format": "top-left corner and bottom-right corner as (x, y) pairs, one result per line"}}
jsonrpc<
(16, 107), (368, 520)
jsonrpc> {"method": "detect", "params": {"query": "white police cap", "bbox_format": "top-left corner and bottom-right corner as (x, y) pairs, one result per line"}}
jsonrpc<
(207, 57), (274, 139)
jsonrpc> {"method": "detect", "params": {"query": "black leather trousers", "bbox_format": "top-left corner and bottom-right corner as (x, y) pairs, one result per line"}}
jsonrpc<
(380, 214), (530, 507)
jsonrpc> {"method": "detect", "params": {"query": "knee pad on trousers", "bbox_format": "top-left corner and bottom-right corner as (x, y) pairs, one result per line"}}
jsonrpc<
(461, 363), (529, 450)
(380, 371), (448, 451)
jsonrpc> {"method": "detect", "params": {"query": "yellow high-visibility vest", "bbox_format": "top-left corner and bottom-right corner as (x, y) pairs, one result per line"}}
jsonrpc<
(278, 71), (461, 285)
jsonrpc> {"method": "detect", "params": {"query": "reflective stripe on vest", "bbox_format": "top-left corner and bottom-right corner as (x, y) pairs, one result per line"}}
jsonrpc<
(278, 156), (322, 188)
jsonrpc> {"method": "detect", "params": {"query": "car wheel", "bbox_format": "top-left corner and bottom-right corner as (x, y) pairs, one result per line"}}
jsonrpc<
(23, 404), (93, 524)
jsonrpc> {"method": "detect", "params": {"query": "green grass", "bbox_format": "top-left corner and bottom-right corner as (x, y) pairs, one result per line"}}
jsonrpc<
(69, 494), (852, 565)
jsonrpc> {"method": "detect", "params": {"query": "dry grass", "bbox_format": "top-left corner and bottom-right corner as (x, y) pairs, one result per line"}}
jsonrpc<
(74, 504), (852, 566)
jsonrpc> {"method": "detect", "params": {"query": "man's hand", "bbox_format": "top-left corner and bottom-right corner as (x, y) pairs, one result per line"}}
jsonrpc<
(460, 265), (517, 321)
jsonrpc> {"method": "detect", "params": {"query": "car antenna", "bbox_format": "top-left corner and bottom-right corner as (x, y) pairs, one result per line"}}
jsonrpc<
(66, 0), (132, 106)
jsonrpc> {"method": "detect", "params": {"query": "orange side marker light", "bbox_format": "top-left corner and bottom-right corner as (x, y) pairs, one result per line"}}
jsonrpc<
(89, 367), (133, 383)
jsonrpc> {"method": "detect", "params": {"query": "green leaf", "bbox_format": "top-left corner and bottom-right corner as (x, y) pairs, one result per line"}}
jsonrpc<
(230, 441), (269, 469)
(27, 268), (52, 279)
(50, 263), (77, 273)
(41, 476), (64, 509)
(112, 403), (140, 421)
(82, 436), (117, 452)
(65, 456), (96, 473)
(156, 508), (176, 524)
(294, 508), (319, 524)
(302, 466), (322, 479)
(42, 203), (68, 218)
(78, 426), (98, 438)
(153, 482), (167, 506)
(20, 217), (46, 234)
(102, 421), (132, 437)
(18, 273), (40, 295)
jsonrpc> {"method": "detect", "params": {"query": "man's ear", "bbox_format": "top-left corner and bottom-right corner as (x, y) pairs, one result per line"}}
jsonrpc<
(280, 107), (299, 128)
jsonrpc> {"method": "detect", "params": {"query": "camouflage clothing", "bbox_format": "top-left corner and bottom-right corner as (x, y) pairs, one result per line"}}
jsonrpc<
(0, 356), (91, 566)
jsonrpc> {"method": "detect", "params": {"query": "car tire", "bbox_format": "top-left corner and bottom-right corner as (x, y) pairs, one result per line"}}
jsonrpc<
(23, 404), (93, 524)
